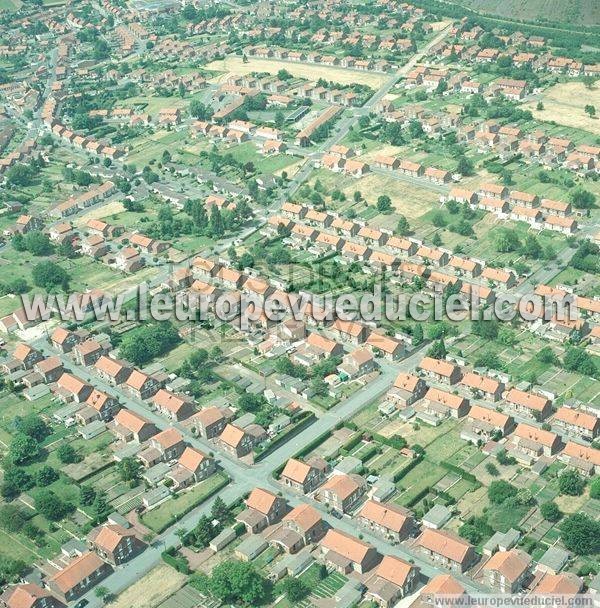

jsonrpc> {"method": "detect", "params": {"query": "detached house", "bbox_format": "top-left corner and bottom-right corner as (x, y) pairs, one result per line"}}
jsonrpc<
(318, 473), (366, 513)
(365, 555), (420, 608)
(56, 373), (93, 403)
(483, 549), (531, 593)
(460, 372), (504, 402)
(280, 457), (326, 494)
(560, 441), (600, 476)
(51, 327), (81, 353)
(111, 408), (157, 443)
(151, 389), (195, 422)
(320, 529), (380, 574)
(461, 405), (513, 443)
(166, 447), (215, 489)
(358, 499), (415, 542)
(0, 583), (65, 608)
(418, 357), (461, 385)
(194, 406), (227, 439)
(216, 423), (257, 458)
(388, 373), (428, 408)
(88, 524), (146, 565)
(236, 487), (287, 533)
(273, 503), (326, 553)
(511, 423), (561, 462)
(415, 528), (477, 573)
(125, 370), (162, 400)
(94, 356), (132, 386)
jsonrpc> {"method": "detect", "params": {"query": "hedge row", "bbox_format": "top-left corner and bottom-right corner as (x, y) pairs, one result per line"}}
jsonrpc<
(147, 475), (230, 534)
(161, 548), (191, 574)
(255, 412), (316, 462)
(406, 486), (431, 508)
(440, 461), (481, 486)
(393, 454), (424, 483)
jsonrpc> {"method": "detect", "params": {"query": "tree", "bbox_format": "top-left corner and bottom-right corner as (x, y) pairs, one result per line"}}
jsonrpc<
(569, 187), (596, 210)
(495, 229), (521, 253)
(36, 465), (59, 487)
(585, 104), (596, 118)
(1, 467), (33, 500)
(209, 205), (224, 237)
(117, 457), (141, 483)
(536, 101), (544, 110)
(485, 463), (499, 477)
(56, 443), (79, 464)
(24, 231), (52, 256)
(189, 100), (213, 120)
(95, 586), (110, 602)
(561, 513), (600, 555)
(522, 234), (542, 259)
(431, 211), (447, 228)
(211, 496), (230, 523)
(590, 477), (600, 499)
(536, 346), (558, 365)
(456, 155), (474, 176)
(203, 560), (270, 605)
(80, 485), (96, 506)
(0, 505), (27, 533)
(14, 414), (50, 442)
(191, 515), (215, 548)
(283, 577), (309, 602)
(32, 261), (69, 291)
(427, 339), (447, 360)
(488, 480), (518, 504)
(540, 501), (562, 522)
(9, 432), (40, 464)
(5, 163), (35, 187)
(119, 322), (181, 367)
(0, 557), (26, 587)
(91, 491), (111, 524)
(564, 347), (598, 379)
(376, 195), (392, 213)
(558, 469), (585, 496)
(34, 489), (71, 521)
(396, 215), (410, 236)
(432, 232), (442, 247)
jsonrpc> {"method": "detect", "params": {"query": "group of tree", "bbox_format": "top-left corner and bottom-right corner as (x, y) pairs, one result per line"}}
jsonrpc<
(12, 231), (53, 256)
(119, 322), (181, 366)
(32, 261), (70, 292)
(190, 560), (271, 606)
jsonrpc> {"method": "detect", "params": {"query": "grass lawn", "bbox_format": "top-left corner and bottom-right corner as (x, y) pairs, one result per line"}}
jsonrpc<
(141, 473), (228, 533)
(486, 502), (530, 532)
(395, 459), (446, 507)
(425, 428), (472, 464)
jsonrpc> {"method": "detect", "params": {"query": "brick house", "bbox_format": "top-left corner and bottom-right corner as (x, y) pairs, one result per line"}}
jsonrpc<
(88, 524), (146, 565)
(280, 457), (326, 494)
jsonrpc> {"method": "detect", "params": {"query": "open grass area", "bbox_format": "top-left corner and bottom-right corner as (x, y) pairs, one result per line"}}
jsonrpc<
(524, 82), (600, 136)
(205, 56), (386, 88)
(111, 563), (188, 608)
